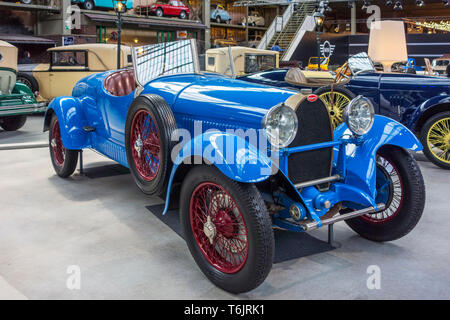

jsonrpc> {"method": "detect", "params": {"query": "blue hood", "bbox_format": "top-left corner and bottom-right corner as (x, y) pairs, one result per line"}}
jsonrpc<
(143, 73), (297, 129)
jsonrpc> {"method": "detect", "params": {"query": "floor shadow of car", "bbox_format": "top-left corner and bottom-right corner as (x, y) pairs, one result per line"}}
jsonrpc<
(146, 203), (335, 264)
(82, 163), (130, 179)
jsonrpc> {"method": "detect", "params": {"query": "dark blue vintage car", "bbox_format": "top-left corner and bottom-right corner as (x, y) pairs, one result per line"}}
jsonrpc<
(44, 41), (425, 293)
(240, 52), (450, 169)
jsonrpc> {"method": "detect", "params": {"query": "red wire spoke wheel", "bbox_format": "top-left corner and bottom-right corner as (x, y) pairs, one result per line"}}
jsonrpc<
(189, 182), (249, 274)
(360, 155), (404, 224)
(130, 109), (161, 181)
(48, 114), (78, 178)
(344, 145), (425, 242)
(180, 165), (274, 293)
(50, 118), (66, 167)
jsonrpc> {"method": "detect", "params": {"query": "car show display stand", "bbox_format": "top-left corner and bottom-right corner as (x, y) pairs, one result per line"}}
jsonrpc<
(79, 149), (84, 175)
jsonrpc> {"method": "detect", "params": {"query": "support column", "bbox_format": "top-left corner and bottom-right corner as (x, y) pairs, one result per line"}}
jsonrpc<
(202, 0), (211, 50)
(351, 1), (356, 35)
(62, 0), (71, 35)
(245, 5), (249, 46)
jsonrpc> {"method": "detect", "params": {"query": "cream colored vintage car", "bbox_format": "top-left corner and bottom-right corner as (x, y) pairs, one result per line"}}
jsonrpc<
(18, 44), (132, 102)
(205, 46), (278, 76)
(241, 12), (265, 27)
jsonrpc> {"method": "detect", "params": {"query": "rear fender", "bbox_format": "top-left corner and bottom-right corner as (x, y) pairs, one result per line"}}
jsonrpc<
(163, 131), (273, 214)
(334, 115), (422, 198)
(43, 96), (90, 150)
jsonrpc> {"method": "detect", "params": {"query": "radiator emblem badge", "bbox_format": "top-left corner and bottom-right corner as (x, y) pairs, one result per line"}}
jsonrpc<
(307, 94), (318, 102)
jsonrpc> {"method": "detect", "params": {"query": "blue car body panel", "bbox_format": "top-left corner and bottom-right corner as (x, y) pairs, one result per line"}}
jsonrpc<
(333, 115), (421, 199)
(46, 67), (423, 231)
(211, 7), (231, 21)
(71, 0), (133, 9)
(240, 69), (450, 133)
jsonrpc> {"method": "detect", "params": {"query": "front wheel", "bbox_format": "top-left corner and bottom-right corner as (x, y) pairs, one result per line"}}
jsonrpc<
(314, 85), (355, 130)
(49, 115), (79, 178)
(419, 111), (450, 169)
(83, 0), (94, 10)
(179, 10), (187, 19)
(345, 145), (425, 242)
(1, 115), (27, 131)
(215, 16), (221, 23)
(156, 8), (163, 17)
(180, 165), (274, 293)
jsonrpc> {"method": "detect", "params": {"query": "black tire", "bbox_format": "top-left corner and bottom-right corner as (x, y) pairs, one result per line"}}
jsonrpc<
(180, 165), (274, 293)
(83, 0), (94, 10)
(0, 115), (27, 131)
(125, 94), (177, 196)
(179, 10), (187, 19)
(345, 145), (425, 242)
(314, 85), (356, 129)
(49, 114), (79, 178)
(419, 111), (450, 169)
(216, 16), (221, 23)
(17, 73), (39, 94)
(156, 8), (163, 17)
(20, 0), (32, 4)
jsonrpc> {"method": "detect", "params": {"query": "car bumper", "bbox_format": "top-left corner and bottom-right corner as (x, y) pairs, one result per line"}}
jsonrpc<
(0, 102), (47, 116)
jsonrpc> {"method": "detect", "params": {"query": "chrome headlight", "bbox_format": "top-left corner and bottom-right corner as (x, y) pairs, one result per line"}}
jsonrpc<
(262, 103), (298, 149)
(343, 95), (375, 136)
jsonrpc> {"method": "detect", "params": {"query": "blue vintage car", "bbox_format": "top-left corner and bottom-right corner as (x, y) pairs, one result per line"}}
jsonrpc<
(210, 4), (231, 24)
(71, 0), (133, 10)
(240, 52), (450, 169)
(44, 40), (425, 293)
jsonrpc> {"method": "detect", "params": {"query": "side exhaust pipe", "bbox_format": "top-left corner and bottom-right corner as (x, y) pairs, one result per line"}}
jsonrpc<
(302, 203), (386, 231)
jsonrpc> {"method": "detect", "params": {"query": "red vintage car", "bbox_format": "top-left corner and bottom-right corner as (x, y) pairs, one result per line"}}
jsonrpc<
(137, 0), (190, 19)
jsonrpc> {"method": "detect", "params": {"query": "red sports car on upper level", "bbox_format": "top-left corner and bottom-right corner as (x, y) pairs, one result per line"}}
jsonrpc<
(139, 0), (190, 19)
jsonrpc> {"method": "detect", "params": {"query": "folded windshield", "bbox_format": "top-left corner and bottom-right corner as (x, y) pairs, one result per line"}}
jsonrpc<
(132, 39), (199, 86)
(348, 52), (376, 74)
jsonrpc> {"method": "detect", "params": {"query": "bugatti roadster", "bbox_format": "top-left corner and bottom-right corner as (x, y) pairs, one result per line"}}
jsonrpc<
(44, 40), (425, 293)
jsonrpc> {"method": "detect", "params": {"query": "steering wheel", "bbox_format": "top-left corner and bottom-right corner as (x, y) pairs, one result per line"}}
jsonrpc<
(334, 62), (351, 84)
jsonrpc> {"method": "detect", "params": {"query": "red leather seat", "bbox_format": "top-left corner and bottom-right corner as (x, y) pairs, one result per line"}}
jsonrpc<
(104, 69), (136, 96)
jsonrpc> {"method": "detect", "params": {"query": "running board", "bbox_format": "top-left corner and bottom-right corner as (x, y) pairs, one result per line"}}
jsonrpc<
(302, 203), (386, 231)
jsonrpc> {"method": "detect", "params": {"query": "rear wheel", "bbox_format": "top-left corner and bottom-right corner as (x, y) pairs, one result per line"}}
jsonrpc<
(216, 16), (221, 23)
(179, 10), (187, 19)
(314, 85), (355, 129)
(49, 115), (79, 178)
(420, 111), (450, 169)
(345, 146), (425, 242)
(180, 165), (274, 293)
(1, 115), (27, 131)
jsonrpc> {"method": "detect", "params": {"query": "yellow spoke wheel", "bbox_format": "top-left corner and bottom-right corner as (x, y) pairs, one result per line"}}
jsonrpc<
(426, 117), (450, 165)
(318, 91), (352, 129)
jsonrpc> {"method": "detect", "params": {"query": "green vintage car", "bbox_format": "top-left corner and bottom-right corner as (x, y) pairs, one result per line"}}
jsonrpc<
(0, 40), (46, 131)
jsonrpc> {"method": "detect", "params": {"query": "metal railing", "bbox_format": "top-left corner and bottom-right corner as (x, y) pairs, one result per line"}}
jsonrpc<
(257, 3), (294, 50)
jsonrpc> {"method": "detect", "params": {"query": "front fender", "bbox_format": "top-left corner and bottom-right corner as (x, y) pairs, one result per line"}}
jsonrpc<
(407, 94), (450, 130)
(334, 115), (422, 198)
(163, 131), (273, 214)
(44, 96), (90, 150)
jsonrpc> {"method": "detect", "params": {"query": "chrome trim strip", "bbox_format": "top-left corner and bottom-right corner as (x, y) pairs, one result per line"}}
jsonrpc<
(302, 203), (386, 231)
(294, 174), (341, 189)
(0, 103), (47, 116)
